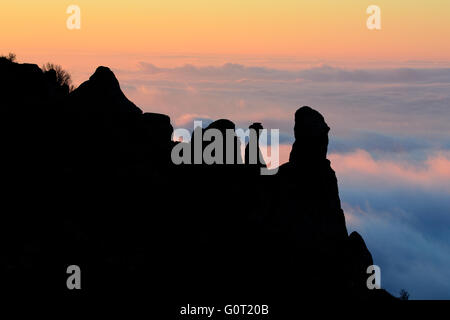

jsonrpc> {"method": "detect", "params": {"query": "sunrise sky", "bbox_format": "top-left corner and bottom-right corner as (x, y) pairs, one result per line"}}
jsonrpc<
(2, 1), (450, 63)
(2, 0), (450, 299)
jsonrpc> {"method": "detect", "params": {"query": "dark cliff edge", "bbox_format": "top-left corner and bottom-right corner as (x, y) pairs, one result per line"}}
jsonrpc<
(0, 59), (395, 306)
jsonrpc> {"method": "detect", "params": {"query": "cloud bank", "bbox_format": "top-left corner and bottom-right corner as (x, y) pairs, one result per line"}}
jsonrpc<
(113, 62), (450, 298)
(333, 151), (450, 299)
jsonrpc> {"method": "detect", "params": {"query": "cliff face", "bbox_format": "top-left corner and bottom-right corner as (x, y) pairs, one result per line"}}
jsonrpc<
(0, 59), (392, 301)
(274, 106), (384, 298)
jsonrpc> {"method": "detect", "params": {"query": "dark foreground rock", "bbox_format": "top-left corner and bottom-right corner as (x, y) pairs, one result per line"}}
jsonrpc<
(0, 59), (394, 304)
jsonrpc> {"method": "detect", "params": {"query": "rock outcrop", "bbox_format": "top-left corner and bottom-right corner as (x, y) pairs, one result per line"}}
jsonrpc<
(0, 59), (393, 303)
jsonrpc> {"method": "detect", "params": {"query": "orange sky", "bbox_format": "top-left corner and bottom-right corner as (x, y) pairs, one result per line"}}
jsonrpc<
(1, 0), (450, 66)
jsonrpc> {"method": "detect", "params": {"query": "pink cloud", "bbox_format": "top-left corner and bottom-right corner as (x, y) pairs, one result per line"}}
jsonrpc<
(174, 113), (212, 127)
(329, 150), (450, 192)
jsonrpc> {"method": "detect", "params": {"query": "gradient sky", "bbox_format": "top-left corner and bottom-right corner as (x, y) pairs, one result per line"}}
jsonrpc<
(2, 1), (450, 299)
(2, 1), (450, 61)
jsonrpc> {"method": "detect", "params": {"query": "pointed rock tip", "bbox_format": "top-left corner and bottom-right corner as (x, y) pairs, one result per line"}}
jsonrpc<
(349, 231), (371, 253)
(89, 66), (119, 85)
(349, 231), (364, 242)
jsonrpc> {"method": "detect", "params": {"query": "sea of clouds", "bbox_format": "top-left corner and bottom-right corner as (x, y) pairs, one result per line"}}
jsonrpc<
(110, 62), (450, 299)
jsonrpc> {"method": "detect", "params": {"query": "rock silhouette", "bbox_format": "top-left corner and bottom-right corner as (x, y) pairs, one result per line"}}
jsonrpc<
(0, 59), (393, 303)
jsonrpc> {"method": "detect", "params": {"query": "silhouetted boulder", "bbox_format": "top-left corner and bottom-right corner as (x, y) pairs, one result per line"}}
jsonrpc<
(141, 112), (173, 143)
(278, 106), (347, 244)
(289, 106), (330, 163)
(273, 106), (353, 296)
(137, 112), (175, 173)
(204, 119), (243, 165)
(68, 66), (142, 115)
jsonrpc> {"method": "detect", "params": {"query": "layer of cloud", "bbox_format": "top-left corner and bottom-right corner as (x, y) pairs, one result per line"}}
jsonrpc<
(116, 63), (450, 142)
(132, 63), (450, 84)
(345, 203), (450, 300)
(332, 150), (450, 299)
(330, 149), (450, 192)
(111, 62), (450, 298)
(332, 149), (450, 242)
